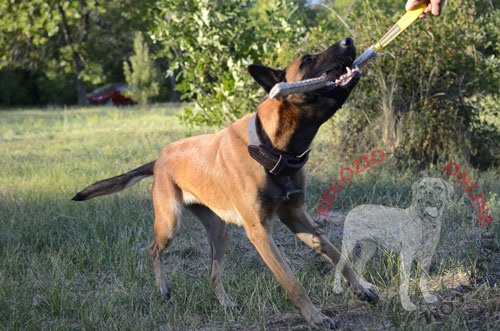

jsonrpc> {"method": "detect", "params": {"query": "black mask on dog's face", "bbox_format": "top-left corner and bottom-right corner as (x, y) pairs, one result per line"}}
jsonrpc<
(248, 37), (360, 113)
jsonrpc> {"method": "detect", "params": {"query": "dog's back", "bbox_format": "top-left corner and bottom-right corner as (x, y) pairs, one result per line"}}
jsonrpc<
(343, 204), (409, 245)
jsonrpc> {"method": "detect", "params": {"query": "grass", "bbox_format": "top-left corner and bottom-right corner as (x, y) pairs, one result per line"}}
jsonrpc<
(1, 104), (499, 330)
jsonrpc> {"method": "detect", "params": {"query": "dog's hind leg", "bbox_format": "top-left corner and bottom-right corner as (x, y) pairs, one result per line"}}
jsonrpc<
(278, 206), (379, 304)
(188, 204), (238, 310)
(149, 177), (183, 301)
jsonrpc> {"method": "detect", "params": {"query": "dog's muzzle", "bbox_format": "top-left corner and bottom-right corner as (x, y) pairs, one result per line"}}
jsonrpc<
(419, 197), (443, 218)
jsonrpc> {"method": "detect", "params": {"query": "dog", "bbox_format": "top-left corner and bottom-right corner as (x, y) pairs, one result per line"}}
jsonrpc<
(333, 177), (454, 311)
(72, 37), (379, 329)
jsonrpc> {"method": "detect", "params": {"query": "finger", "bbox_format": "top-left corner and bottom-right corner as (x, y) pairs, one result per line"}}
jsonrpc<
(430, 0), (442, 16)
(405, 0), (426, 11)
(424, 3), (432, 15)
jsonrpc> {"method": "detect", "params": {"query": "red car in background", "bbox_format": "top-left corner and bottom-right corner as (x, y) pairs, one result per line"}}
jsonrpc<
(86, 83), (135, 106)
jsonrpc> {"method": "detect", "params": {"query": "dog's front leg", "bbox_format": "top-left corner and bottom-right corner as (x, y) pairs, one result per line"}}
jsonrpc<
(399, 252), (417, 311)
(244, 220), (338, 329)
(278, 207), (379, 305)
(418, 256), (438, 304)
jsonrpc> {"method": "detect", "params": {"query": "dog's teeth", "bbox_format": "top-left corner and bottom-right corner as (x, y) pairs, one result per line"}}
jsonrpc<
(346, 67), (351, 74)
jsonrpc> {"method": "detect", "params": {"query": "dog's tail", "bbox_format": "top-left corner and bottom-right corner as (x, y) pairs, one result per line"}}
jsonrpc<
(72, 161), (155, 201)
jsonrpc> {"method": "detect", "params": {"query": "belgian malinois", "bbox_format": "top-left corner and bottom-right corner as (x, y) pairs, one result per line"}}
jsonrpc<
(73, 37), (379, 329)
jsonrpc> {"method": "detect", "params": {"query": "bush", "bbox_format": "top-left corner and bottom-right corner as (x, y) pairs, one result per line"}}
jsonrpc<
(0, 68), (41, 106)
(334, 0), (499, 168)
(153, 0), (315, 127)
(152, 0), (498, 169)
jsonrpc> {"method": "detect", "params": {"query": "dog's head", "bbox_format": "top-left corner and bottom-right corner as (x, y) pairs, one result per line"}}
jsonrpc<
(411, 177), (454, 219)
(248, 38), (360, 121)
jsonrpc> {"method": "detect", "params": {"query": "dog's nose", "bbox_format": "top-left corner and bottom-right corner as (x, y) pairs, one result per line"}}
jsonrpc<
(424, 189), (435, 197)
(340, 37), (354, 48)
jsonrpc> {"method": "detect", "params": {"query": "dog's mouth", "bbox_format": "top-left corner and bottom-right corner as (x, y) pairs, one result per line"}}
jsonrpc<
(420, 199), (443, 218)
(328, 65), (361, 86)
(314, 63), (361, 96)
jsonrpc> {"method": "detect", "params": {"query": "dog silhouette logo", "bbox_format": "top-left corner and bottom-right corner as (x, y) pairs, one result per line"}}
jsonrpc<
(333, 177), (454, 311)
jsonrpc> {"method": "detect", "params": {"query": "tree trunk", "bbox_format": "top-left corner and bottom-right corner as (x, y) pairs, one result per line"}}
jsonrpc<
(58, 3), (88, 105)
(74, 55), (88, 105)
(168, 60), (179, 102)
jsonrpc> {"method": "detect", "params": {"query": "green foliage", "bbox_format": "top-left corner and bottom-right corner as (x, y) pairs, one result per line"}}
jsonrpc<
(0, 68), (41, 105)
(0, 0), (156, 105)
(123, 33), (160, 106)
(334, 0), (499, 168)
(153, 0), (315, 127)
(152, 0), (499, 168)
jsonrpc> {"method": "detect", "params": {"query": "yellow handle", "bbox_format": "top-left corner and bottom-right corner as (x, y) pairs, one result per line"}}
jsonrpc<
(374, 3), (426, 51)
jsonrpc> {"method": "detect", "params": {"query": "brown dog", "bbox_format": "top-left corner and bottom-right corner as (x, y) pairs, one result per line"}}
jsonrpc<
(73, 37), (378, 329)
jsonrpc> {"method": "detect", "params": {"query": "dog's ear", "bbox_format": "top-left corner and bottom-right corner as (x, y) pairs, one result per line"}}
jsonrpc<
(248, 64), (285, 93)
(440, 178), (455, 201)
(411, 178), (423, 197)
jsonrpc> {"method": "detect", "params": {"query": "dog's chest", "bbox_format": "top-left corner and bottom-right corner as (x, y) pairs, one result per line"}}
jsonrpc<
(404, 218), (441, 254)
(264, 175), (305, 202)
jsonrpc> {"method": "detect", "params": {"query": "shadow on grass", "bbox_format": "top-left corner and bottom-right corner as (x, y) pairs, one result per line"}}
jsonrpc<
(1, 164), (499, 330)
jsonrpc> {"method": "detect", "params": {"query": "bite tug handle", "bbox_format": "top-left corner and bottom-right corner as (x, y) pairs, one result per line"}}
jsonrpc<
(374, 3), (426, 51)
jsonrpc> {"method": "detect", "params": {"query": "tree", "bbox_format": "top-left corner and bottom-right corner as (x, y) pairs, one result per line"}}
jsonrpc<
(0, 0), (155, 105)
(153, 0), (315, 127)
(123, 33), (159, 106)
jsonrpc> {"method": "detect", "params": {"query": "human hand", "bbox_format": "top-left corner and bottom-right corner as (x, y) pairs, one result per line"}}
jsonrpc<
(405, 0), (443, 18)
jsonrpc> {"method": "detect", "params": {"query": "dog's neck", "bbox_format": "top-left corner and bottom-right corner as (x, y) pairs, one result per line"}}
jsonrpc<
(257, 98), (322, 156)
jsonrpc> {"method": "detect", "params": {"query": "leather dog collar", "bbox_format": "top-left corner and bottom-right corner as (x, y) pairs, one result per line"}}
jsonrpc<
(247, 113), (310, 176)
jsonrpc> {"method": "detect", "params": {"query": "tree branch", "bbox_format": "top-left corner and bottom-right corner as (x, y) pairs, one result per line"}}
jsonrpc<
(313, 3), (355, 37)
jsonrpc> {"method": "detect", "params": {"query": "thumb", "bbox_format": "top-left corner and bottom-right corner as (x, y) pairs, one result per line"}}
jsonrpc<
(405, 0), (427, 11)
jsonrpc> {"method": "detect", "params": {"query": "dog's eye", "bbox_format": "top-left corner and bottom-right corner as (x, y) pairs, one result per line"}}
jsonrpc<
(302, 54), (315, 66)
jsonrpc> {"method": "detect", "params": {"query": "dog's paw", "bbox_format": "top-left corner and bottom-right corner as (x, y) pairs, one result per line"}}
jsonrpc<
(158, 290), (171, 303)
(313, 315), (340, 330)
(402, 300), (417, 311)
(357, 287), (380, 305)
(327, 319), (340, 330)
(224, 303), (244, 315)
(223, 304), (243, 322)
(157, 282), (172, 303)
(423, 293), (438, 304)
(333, 286), (343, 294)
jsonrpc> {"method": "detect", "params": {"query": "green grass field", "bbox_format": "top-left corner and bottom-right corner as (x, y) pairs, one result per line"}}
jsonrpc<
(1, 104), (499, 330)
